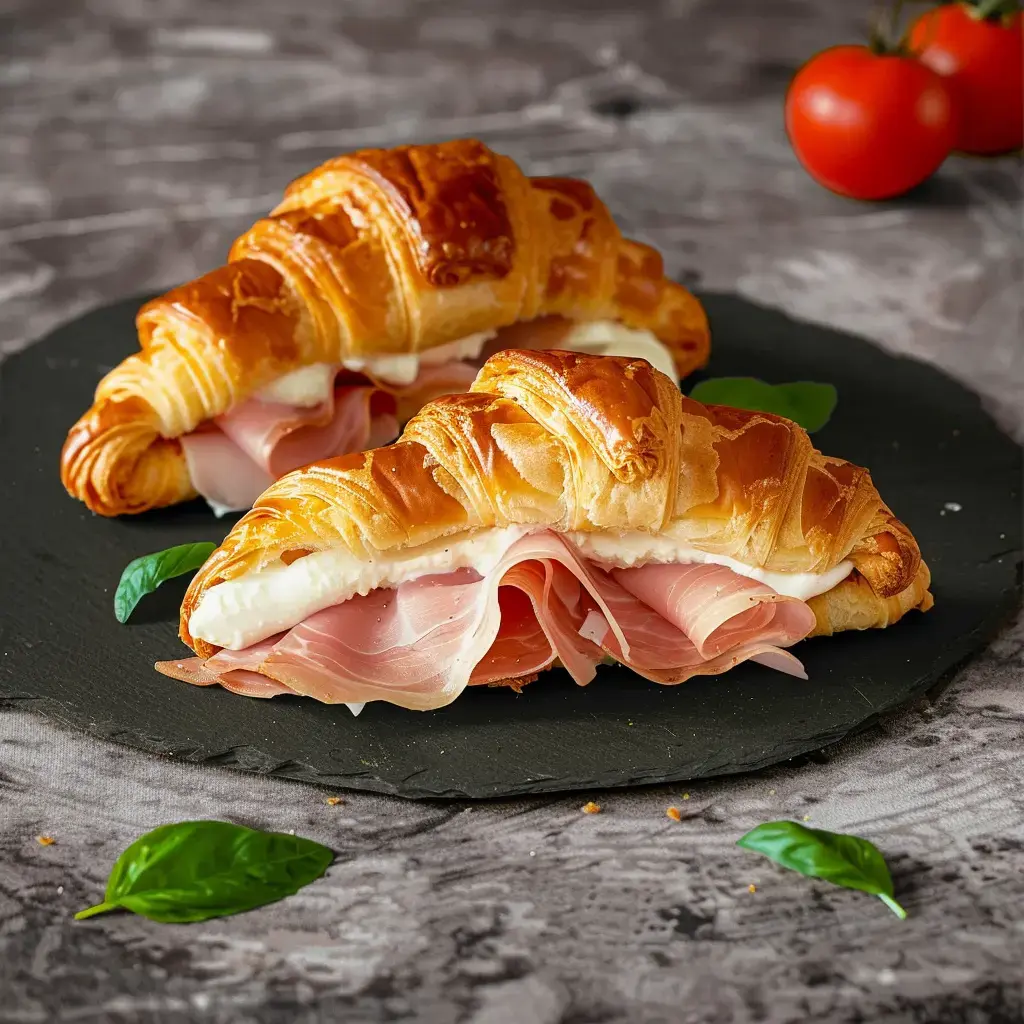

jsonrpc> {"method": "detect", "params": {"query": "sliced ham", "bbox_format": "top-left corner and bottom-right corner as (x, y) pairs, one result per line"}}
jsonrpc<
(186, 539), (609, 710)
(159, 531), (818, 711)
(215, 386), (397, 480)
(183, 385), (399, 514)
(182, 359), (480, 515)
(610, 562), (816, 659)
(153, 656), (294, 699)
(571, 562), (811, 684)
(180, 425), (276, 516)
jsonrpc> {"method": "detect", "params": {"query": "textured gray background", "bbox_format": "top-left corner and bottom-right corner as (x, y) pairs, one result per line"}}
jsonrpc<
(1, 1), (1022, 1022)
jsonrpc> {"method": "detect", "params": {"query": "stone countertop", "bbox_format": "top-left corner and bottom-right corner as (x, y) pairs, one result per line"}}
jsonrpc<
(1, 1), (1022, 1022)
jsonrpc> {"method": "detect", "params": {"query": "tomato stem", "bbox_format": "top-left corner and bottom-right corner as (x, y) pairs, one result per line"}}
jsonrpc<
(968, 0), (1020, 21)
(870, 0), (910, 54)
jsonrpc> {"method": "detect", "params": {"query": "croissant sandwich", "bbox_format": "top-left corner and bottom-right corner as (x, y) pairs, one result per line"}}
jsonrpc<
(155, 350), (933, 714)
(61, 139), (709, 517)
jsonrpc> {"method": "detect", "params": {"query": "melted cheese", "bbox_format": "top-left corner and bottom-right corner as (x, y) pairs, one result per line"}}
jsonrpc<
(253, 321), (676, 403)
(558, 321), (679, 380)
(257, 363), (337, 407)
(189, 526), (531, 650)
(342, 330), (498, 386)
(190, 526), (854, 651)
(565, 531), (854, 601)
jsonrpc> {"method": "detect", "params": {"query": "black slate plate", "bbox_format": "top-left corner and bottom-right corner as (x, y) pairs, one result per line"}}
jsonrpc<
(1, 294), (1020, 799)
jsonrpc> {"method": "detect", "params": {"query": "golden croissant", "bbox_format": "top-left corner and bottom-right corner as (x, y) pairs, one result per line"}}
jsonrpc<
(61, 139), (710, 517)
(155, 350), (933, 713)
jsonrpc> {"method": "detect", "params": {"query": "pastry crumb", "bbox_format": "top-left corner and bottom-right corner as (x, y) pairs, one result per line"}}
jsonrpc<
(324, 796), (343, 806)
(582, 801), (602, 815)
(682, 792), (690, 801)
(36, 835), (55, 846)
(748, 884), (757, 893)
(666, 806), (682, 821)
(943, 501), (962, 512)
(802, 814), (811, 822)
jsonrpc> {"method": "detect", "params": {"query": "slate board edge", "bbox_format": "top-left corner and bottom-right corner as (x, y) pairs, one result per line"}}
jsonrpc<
(3, 292), (1022, 801)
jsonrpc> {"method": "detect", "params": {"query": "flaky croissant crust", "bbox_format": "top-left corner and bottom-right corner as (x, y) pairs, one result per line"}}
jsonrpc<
(61, 138), (709, 516)
(181, 349), (931, 658)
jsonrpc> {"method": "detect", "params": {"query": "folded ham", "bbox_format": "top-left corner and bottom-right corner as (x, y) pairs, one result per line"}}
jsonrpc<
(157, 531), (816, 711)
(179, 362), (480, 514)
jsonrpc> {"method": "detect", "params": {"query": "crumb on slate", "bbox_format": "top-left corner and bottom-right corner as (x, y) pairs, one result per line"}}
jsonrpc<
(582, 801), (602, 815)
(325, 796), (343, 806)
(802, 815), (811, 822)
(748, 884), (757, 893)
(36, 835), (55, 846)
(666, 807), (682, 821)
(682, 793), (690, 801)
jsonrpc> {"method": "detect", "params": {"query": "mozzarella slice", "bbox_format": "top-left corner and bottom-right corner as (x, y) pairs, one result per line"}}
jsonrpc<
(257, 363), (337, 407)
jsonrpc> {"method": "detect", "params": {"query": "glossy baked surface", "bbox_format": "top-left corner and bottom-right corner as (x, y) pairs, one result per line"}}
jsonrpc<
(60, 139), (710, 517)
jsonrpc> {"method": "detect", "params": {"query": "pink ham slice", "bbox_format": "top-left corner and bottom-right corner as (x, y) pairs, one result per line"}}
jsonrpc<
(610, 563), (816, 658)
(180, 359), (480, 515)
(181, 385), (399, 513)
(180, 425), (276, 515)
(179, 538), (613, 710)
(216, 386), (396, 480)
(156, 635), (295, 698)
(571, 564), (811, 684)
(158, 532), (817, 710)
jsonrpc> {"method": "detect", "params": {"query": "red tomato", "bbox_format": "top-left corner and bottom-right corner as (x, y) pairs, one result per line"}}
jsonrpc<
(785, 46), (957, 200)
(909, 4), (1023, 155)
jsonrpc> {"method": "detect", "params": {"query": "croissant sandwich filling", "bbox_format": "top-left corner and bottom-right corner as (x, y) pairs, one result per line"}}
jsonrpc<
(177, 319), (680, 516)
(156, 526), (858, 713)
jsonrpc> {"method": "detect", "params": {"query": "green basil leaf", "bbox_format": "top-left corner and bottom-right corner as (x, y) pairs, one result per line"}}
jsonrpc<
(737, 820), (906, 919)
(114, 542), (216, 623)
(74, 820), (334, 923)
(689, 378), (837, 432)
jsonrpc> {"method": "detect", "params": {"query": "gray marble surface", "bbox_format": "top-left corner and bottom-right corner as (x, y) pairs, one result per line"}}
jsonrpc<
(1, 1), (1022, 1021)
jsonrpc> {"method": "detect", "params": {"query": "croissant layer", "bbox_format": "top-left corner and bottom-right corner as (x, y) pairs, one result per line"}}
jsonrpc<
(181, 349), (931, 658)
(61, 139), (709, 516)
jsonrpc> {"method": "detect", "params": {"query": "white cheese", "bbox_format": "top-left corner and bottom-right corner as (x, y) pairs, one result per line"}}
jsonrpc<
(341, 352), (420, 387)
(558, 321), (678, 381)
(565, 530), (854, 602)
(419, 330), (497, 366)
(342, 330), (498, 386)
(189, 525), (532, 650)
(252, 322), (673, 407)
(191, 525), (854, 651)
(257, 363), (337, 407)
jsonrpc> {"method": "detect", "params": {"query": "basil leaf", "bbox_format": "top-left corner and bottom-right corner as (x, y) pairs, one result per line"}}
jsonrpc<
(114, 542), (216, 623)
(738, 820), (906, 919)
(74, 821), (333, 923)
(689, 378), (837, 432)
